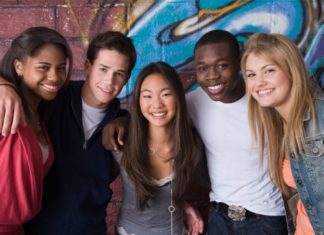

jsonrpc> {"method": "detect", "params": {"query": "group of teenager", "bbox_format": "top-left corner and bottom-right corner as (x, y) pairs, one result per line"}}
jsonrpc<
(0, 25), (323, 235)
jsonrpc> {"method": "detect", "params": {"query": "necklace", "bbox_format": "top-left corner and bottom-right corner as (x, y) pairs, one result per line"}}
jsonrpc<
(149, 144), (175, 234)
(29, 108), (45, 144)
(148, 145), (173, 162)
(168, 160), (175, 235)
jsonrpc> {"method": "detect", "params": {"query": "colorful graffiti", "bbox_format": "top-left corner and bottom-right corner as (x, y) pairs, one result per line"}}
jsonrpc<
(68, 0), (324, 98)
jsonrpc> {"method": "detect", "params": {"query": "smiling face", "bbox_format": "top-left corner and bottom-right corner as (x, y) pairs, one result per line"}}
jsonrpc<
(244, 53), (293, 116)
(82, 49), (130, 109)
(194, 42), (242, 103)
(15, 43), (67, 102)
(139, 73), (177, 129)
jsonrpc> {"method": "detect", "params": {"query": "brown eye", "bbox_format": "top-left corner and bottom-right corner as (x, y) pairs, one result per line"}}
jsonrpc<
(265, 69), (275, 75)
(38, 66), (50, 71)
(116, 72), (127, 80)
(246, 73), (255, 79)
(217, 64), (229, 70)
(58, 66), (66, 72)
(197, 66), (208, 73)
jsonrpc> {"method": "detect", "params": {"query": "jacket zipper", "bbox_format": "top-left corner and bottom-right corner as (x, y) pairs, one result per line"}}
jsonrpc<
(83, 140), (87, 150)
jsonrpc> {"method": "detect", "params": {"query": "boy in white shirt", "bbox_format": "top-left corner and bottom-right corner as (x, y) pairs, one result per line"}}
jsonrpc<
(187, 30), (287, 234)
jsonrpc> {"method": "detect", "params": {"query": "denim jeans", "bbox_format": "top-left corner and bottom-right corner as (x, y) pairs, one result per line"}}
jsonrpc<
(207, 206), (288, 235)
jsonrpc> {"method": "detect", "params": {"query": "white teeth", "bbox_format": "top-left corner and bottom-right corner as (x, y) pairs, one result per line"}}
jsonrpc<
(207, 83), (224, 93)
(42, 84), (59, 92)
(258, 89), (273, 95)
(152, 112), (166, 117)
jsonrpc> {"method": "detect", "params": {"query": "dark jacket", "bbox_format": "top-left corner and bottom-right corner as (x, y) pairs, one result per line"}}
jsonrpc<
(26, 81), (122, 235)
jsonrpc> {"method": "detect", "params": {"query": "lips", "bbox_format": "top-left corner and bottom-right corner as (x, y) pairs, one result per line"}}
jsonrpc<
(98, 85), (114, 94)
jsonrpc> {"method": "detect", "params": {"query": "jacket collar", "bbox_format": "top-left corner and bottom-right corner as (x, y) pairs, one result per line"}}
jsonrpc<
(303, 110), (311, 121)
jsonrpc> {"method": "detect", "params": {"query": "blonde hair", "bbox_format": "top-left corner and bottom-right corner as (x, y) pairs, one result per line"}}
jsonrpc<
(241, 33), (315, 194)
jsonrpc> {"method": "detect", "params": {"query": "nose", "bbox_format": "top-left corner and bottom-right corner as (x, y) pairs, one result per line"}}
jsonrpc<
(207, 65), (220, 79)
(103, 71), (114, 84)
(254, 74), (267, 87)
(152, 96), (163, 108)
(48, 68), (59, 81)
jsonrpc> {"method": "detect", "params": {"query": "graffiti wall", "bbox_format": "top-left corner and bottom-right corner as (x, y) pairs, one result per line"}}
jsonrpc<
(0, 0), (322, 103)
(122, 0), (324, 98)
(0, 0), (322, 234)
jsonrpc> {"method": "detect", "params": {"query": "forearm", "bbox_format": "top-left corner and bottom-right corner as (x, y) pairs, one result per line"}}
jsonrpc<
(0, 76), (24, 136)
(0, 76), (17, 92)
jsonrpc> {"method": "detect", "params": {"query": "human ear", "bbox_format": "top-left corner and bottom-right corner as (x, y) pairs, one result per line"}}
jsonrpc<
(14, 59), (24, 76)
(84, 60), (91, 79)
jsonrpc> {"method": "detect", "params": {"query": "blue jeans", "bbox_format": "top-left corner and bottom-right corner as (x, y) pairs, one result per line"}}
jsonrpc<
(207, 206), (288, 235)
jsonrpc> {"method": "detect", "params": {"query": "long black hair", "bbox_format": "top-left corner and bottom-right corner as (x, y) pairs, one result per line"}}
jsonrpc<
(122, 61), (196, 210)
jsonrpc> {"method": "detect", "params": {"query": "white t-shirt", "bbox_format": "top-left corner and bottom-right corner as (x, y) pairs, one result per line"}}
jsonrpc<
(82, 99), (106, 141)
(186, 87), (284, 216)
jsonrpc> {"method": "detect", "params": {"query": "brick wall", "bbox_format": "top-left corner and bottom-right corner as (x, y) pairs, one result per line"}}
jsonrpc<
(0, 1), (129, 234)
(0, 0), (129, 80)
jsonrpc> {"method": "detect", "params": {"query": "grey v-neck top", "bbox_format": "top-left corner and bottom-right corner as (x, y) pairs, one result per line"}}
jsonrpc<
(116, 170), (184, 235)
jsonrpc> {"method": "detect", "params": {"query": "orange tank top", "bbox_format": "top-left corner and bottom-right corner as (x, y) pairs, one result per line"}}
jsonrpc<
(282, 159), (314, 235)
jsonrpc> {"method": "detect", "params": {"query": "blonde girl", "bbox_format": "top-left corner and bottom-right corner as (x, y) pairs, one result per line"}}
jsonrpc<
(241, 33), (324, 234)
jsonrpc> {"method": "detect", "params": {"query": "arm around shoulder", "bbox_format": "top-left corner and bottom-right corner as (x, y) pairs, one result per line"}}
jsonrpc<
(0, 77), (25, 136)
(102, 116), (130, 151)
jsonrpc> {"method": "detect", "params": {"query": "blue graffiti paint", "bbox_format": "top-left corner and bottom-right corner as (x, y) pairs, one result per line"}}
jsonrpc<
(118, 0), (321, 98)
(305, 25), (324, 88)
(198, 0), (233, 10)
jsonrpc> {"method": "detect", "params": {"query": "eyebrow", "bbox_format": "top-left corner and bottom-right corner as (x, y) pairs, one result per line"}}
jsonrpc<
(260, 64), (276, 69)
(246, 64), (276, 72)
(35, 62), (66, 66)
(140, 87), (172, 93)
(196, 58), (229, 65)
